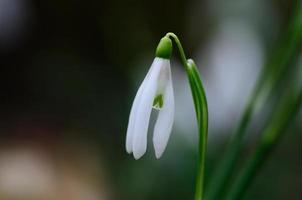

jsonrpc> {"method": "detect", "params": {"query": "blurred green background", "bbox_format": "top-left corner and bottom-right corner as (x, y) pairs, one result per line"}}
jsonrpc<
(0, 0), (301, 199)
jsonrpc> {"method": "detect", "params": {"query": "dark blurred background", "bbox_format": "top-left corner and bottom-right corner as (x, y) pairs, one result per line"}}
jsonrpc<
(0, 0), (301, 199)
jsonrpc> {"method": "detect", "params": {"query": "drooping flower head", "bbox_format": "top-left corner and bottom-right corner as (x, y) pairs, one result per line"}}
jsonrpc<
(126, 37), (174, 159)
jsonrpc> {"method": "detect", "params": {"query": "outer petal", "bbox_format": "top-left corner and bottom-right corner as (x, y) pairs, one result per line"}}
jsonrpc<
(132, 58), (164, 159)
(126, 80), (147, 153)
(153, 63), (174, 159)
(126, 59), (158, 153)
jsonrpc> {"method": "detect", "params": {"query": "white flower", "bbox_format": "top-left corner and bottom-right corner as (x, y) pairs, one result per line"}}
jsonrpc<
(126, 57), (175, 159)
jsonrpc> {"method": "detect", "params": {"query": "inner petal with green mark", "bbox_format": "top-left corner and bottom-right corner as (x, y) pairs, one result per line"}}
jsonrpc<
(153, 94), (164, 110)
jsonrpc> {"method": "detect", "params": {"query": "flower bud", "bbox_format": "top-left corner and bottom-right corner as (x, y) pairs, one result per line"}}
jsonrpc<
(155, 36), (172, 59)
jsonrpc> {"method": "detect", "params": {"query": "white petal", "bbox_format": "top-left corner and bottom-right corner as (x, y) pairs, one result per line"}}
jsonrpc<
(153, 63), (174, 159)
(132, 58), (164, 159)
(126, 59), (158, 154)
(126, 79), (146, 153)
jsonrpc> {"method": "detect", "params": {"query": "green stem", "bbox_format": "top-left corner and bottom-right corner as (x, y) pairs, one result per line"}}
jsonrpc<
(225, 88), (302, 200)
(166, 33), (209, 200)
(187, 59), (209, 200)
(206, 1), (302, 199)
(165, 33), (188, 68)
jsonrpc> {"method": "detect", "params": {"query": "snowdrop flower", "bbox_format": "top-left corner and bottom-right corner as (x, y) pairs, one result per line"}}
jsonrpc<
(125, 33), (208, 200)
(126, 37), (174, 159)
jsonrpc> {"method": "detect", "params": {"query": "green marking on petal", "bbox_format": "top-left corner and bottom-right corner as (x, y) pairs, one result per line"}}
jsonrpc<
(153, 94), (164, 110)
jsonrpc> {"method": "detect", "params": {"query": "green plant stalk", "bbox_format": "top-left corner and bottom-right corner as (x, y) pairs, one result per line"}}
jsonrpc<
(225, 88), (302, 200)
(187, 59), (209, 200)
(206, 1), (302, 199)
(166, 33), (208, 200)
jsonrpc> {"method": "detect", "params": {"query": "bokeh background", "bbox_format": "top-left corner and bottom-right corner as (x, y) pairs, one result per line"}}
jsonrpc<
(0, 0), (301, 199)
